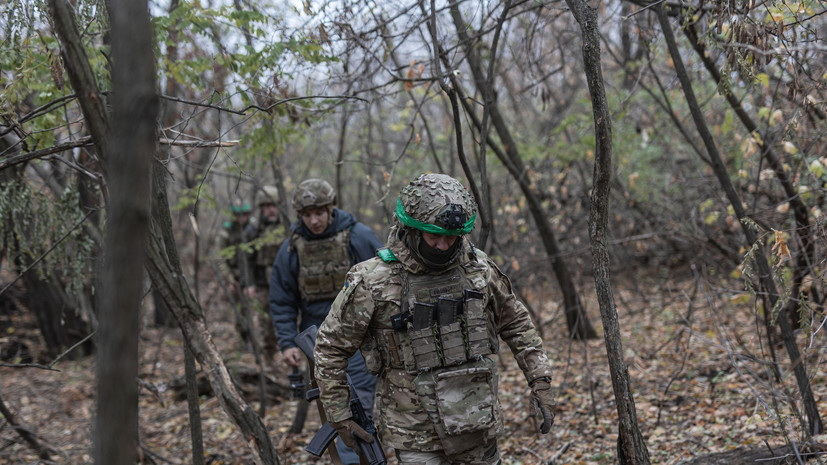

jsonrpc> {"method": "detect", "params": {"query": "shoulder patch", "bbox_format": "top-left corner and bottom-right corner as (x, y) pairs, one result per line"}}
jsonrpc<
(377, 247), (398, 263)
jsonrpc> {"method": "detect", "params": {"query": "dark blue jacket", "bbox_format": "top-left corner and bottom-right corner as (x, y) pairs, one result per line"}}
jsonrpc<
(269, 207), (383, 350)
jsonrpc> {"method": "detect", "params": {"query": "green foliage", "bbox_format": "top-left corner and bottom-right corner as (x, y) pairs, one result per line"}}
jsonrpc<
(152, 1), (338, 99)
(1, 0), (110, 149)
(0, 178), (96, 297)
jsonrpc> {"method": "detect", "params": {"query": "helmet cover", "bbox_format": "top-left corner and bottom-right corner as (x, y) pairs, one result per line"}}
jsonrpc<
(259, 185), (280, 205)
(397, 174), (476, 236)
(292, 179), (336, 212)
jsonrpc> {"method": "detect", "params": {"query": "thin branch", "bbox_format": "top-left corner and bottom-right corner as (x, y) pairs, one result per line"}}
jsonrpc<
(0, 137), (238, 172)
(159, 93), (368, 115)
(0, 137), (93, 171)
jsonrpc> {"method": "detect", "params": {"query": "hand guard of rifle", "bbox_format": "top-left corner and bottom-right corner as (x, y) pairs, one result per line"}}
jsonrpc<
(295, 325), (387, 465)
(288, 366), (306, 400)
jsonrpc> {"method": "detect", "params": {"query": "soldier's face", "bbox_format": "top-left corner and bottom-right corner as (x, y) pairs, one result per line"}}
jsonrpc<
(421, 232), (457, 251)
(300, 207), (330, 235)
(260, 203), (279, 222)
(234, 212), (251, 225)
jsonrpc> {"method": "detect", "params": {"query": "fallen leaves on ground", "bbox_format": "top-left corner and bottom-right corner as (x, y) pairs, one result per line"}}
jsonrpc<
(1, 276), (825, 464)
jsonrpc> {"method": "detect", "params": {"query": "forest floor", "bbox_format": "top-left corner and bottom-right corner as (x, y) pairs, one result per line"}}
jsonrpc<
(1, 271), (826, 465)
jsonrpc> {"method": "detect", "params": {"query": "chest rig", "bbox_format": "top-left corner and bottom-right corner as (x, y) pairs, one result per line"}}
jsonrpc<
(291, 228), (352, 302)
(372, 261), (497, 375)
(255, 225), (281, 268)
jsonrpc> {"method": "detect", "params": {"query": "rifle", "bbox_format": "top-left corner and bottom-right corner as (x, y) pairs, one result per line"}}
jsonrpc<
(295, 325), (387, 465)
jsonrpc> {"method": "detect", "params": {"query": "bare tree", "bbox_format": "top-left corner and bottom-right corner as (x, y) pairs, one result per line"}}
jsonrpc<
(566, 0), (652, 462)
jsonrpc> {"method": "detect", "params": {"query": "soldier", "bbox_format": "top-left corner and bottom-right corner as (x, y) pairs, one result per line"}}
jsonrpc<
(246, 185), (285, 360)
(314, 173), (556, 464)
(216, 199), (255, 342)
(269, 178), (383, 465)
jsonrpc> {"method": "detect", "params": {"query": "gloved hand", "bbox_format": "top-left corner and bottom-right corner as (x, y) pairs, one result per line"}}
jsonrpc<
(530, 378), (556, 434)
(330, 418), (373, 449)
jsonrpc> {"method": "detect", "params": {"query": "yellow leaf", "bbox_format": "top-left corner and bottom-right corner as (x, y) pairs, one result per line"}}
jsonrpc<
(628, 172), (639, 189)
(730, 293), (751, 304)
(771, 109), (783, 125)
(751, 130), (764, 145)
(771, 229), (792, 262)
(782, 141), (798, 154)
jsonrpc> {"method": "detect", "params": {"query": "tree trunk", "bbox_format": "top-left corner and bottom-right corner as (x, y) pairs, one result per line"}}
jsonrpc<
(566, 0), (652, 462)
(94, 0), (156, 461)
(22, 271), (92, 360)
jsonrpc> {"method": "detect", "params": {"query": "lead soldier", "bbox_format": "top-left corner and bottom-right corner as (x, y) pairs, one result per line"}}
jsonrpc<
(315, 173), (557, 465)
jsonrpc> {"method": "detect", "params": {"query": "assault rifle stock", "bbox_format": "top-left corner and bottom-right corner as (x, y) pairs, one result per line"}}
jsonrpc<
(295, 325), (386, 465)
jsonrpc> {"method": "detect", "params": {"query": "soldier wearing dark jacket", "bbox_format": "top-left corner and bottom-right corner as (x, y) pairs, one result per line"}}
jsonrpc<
(314, 174), (556, 465)
(269, 178), (382, 465)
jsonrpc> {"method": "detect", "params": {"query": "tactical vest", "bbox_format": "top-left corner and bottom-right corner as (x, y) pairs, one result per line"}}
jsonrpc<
(253, 223), (283, 287)
(291, 228), (352, 302)
(255, 226), (281, 268)
(361, 251), (503, 452)
(364, 255), (498, 376)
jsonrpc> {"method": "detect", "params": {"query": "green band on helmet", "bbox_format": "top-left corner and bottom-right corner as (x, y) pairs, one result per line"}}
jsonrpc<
(396, 198), (475, 236)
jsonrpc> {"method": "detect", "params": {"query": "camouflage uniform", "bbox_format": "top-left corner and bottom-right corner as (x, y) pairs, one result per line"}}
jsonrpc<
(248, 186), (285, 360)
(216, 213), (253, 287)
(216, 201), (255, 343)
(315, 174), (555, 464)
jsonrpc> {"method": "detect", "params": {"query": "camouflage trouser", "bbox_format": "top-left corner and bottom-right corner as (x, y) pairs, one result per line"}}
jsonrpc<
(395, 441), (500, 465)
(251, 287), (279, 361)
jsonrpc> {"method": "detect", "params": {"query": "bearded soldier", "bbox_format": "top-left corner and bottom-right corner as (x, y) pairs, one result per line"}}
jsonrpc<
(247, 185), (284, 360)
(314, 173), (556, 465)
(269, 178), (383, 465)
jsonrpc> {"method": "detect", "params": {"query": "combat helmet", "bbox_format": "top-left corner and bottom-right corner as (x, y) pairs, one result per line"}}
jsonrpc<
(292, 179), (336, 212)
(396, 173), (476, 269)
(259, 185), (280, 206)
(230, 198), (252, 215)
(397, 173), (476, 236)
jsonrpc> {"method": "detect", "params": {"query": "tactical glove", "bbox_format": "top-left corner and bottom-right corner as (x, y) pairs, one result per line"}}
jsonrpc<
(330, 418), (373, 449)
(530, 379), (556, 434)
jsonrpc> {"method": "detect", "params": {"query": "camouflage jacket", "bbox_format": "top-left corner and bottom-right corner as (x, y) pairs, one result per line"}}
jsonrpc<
(249, 220), (285, 288)
(315, 226), (553, 452)
(216, 220), (253, 286)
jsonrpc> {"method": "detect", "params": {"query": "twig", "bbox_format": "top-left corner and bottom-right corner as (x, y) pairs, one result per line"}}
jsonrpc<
(159, 93), (367, 116)
(521, 446), (544, 461)
(0, 362), (58, 371)
(0, 392), (57, 459)
(49, 331), (95, 368)
(549, 441), (572, 464)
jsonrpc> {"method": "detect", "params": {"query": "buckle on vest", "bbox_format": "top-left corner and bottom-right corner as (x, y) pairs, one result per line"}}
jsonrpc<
(391, 310), (412, 332)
